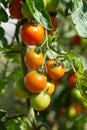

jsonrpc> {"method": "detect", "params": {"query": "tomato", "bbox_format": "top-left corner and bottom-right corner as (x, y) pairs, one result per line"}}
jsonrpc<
(21, 2), (33, 19)
(71, 35), (81, 45)
(30, 91), (51, 111)
(14, 78), (31, 99)
(9, 0), (24, 19)
(46, 59), (66, 80)
(44, 81), (55, 94)
(68, 105), (77, 118)
(68, 71), (77, 88)
(44, 0), (59, 12)
(24, 49), (44, 69)
(48, 16), (58, 34)
(24, 71), (47, 93)
(71, 88), (82, 100)
(20, 23), (45, 46)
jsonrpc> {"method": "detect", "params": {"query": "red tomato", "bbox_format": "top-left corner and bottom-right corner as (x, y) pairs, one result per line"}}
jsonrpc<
(9, 0), (24, 19)
(71, 35), (81, 45)
(68, 71), (77, 88)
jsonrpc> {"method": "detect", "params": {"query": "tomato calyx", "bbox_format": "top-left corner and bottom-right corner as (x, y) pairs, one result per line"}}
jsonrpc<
(49, 11), (57, 17)
(28, 19), (38, 26)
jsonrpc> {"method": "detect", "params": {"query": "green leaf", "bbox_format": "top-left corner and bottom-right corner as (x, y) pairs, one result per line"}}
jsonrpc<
(76, 72), (87, 100)
(0, 27), (5, 39)
(66, 50), (83, 72)
(0, 109), (7, 122)
(71, 0), (87, 38)
(65, 1), (74, 16)
(26, 0), (53, 30)
(0, 5), (8, 22)
(1, 0), (8, 8)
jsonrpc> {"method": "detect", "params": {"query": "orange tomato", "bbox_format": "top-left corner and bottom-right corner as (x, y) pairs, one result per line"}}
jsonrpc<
(24, 71), (47, 93)
(44, 82), (55, 94)
(20, 23), (45, 46)
(24, 49), (44, 69)
(9, 0), (24, 19)
(46, 59), (66, 80)
(48, 16), (58, 34)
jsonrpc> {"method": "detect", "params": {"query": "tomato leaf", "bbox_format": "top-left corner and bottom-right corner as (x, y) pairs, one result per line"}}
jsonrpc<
(26, 0), (53, 30)
(66, 50), (83, 72)
(0, 5), (8, 22)
(71, 0), (87, 38)
(76, 72), (87, 100)
(0, 27), (5, 39)
(0, 0), (8, 8)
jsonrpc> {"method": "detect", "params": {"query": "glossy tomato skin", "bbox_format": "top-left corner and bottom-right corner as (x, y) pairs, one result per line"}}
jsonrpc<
(24, 71), (47, 93)
(24, 49), (44, 69)
(20, 23), (45, 46)
(30, 91), (51, 111)
(9, 0), (24, 19)
(46, 59), (66, 80)
(48, 16), (58, 34)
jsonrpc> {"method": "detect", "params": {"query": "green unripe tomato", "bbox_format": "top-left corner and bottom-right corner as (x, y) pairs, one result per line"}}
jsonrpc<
(30, 91), (51, 111)
(44, 0), (59, 12)
(21, 2), (33, 19)
(68, 107), (77, 118)
(14, 78), (31, 99)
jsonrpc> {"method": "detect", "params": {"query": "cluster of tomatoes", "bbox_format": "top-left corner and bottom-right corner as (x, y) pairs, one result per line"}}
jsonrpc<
(9, 0), (66, 111)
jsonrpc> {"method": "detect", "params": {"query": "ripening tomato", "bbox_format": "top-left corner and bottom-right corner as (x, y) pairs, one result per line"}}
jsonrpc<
(24, 49), (44, 69)
(71, 35), (81, 45)
(48, 16), (58, 34)
(9, 0), (24, 19)
(20, 23), (45, 46)
(68, 71), (77, 88)
(24, 71), (47, 93)
(44, 81), (55, 94)
(46, 59), (66, 80)
(30, 91), (51, 111)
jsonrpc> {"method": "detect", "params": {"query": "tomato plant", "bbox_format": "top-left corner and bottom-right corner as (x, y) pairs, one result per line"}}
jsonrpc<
(20, 23), (45, 46)
(24, 49), (44, 69)
(0, 0), (87, 130)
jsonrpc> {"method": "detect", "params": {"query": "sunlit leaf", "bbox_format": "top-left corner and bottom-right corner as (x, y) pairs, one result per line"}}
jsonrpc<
(26, 0), (53, 30)
(0, 5), (8, 22)
(72, 0), (87, 38)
